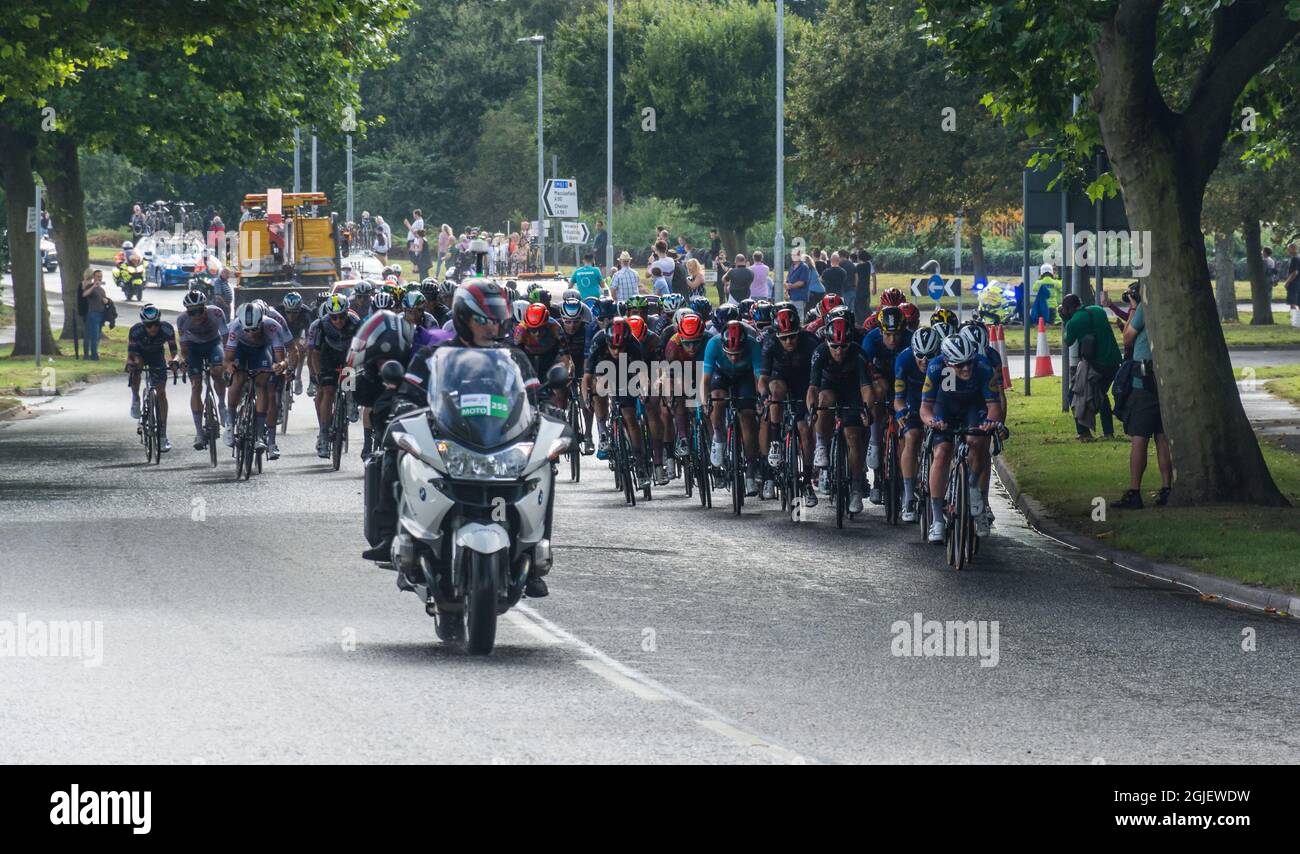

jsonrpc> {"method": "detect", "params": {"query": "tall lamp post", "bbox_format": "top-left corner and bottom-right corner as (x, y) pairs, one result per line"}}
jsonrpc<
(518, 35), (546, 272)
(606, 0), (614, 272)
(774, 0), (785, 299)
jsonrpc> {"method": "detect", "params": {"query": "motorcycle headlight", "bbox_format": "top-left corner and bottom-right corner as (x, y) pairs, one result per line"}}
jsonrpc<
(434, 440), (533, 479)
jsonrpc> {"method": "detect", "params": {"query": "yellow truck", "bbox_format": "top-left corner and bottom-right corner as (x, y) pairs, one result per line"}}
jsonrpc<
(234, 190), (342, 309)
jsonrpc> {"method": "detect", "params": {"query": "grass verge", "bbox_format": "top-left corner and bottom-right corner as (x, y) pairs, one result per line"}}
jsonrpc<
(1253, 365), (1300, 407)
(1000, 376), (1300, 592)
(0, 325), (131, 393)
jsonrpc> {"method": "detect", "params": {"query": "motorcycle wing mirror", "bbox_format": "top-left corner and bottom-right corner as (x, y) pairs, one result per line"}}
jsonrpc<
(546, 364), (569, 388)
(380, 360), (406, 387)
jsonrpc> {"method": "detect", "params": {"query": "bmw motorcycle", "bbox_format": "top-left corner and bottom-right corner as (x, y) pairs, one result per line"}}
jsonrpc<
(381, 347), (573, 654)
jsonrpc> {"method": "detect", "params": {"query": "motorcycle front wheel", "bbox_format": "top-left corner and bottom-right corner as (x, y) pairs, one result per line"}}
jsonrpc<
(466, 549), (504, 655)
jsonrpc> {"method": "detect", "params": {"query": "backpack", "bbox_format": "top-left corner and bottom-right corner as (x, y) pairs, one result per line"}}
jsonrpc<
(806, 263), (824, 296)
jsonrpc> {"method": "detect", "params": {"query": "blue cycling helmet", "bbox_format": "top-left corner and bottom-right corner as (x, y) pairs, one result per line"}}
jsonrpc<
(662, 293), (685, 313)
(689, 296), (712, 319)
(597, 297), (617, 321)
(560, 298), (583, 320)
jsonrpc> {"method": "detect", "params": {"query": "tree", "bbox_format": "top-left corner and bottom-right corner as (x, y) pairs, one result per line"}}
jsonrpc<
(920, 0), (1294, 507)
(790, 0), (1027, 281)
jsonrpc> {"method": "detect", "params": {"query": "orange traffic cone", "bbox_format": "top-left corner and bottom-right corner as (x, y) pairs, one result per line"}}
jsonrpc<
(992, 324), (1012, 388)
(1032, 317), (1054, 378)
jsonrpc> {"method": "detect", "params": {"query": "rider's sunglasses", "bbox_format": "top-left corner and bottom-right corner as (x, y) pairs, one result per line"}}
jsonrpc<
(144, 321), (161, 329)
(827, 342), (848, 351)
(186, 306), (204, 316)
(471, 315), (499, 326)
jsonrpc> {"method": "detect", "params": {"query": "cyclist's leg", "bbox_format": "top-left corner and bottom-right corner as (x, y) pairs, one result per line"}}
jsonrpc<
(814, 389), (836, 457)
(900, 414), (923, 511)
(620, 401), (642, 453)
(763, 378), (787, 455)
(928, 428), (955, 535)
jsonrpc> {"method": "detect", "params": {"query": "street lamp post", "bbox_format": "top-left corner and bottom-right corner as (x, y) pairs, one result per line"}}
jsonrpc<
(774, 0), (785, 300)
(518, 35), (546, 272)
(607, 0), (614, 272)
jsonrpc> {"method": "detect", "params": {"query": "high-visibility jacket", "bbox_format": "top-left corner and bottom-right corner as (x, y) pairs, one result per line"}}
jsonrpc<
(1036, 274), (1063, 312)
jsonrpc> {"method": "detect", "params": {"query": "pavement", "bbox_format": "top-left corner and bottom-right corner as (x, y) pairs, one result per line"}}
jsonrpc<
(1, 378), (1297, 763)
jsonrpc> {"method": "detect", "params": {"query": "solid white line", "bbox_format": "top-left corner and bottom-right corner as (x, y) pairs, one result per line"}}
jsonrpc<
(514, 603), (816, 763)
(504, 611), (562, 646)
(577, 659), (669, 702)
(695, 719), (807, 764)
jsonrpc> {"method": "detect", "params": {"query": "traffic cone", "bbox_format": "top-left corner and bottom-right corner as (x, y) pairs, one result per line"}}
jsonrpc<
(993, 324), (1012, 388)
(1032, 317), (1054, 377)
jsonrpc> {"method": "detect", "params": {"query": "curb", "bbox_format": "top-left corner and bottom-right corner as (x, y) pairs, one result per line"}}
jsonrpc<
(993, 456), (1299, 619)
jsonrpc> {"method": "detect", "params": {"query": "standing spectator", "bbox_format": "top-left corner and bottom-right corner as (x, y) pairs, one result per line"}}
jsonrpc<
(404, 209), (424, 249)
(813, 249), (828, 276)
(1061, 293), (1121, 440)
(372, 216), (391, 263)
(749, 250), (770, 300)
(649, 239), (675, 287)
(1285, 242), (1300, 326)
(80, 269), (107, 361)
(681, 238), (695, 262)
(713, 249), (730, 304)
(853, 251), (876, 320)
(1111, 283), (1172, 509)
(650, 266), (671, 296)
(820, 250), (848, 298)
(571, 253), (605, 300)
(674, 235), (687, 256)
(207, 214), (226, 259)
(210, 267), (234, 319)
(784, 249), (813, 317)
(685, 257), (707, 298)
(708, 229), (722, 267)
(611, 251), (642, 300)
(1262, 246), (1278, 291)
(436, 224), (453, 278)
(239, 204), (253, 225)
(670, 250), (690, 297)
(1029, 262), (1062, 326)
(837, 251), (858, 311)
(592, 220), (608, 272)
(723, 253), (754, 303)
(130, 204), (147, 242)
(411, 229), (432, 280)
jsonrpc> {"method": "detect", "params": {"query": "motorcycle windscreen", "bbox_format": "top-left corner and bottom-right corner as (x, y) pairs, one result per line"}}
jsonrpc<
(426, 346), (533, 450)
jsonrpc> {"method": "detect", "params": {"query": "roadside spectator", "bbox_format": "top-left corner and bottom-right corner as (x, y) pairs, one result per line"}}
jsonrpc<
(713, 249), (730, 304)
(239, 204), (253, 225)
(1111, 283), (1172, 509)
(1285, 242), (1300, 327)
(685, 257), (707, 298)
(572, 253), (605, 300)
(821, 250), (848, 298)
(592, 220), (608, 272)
(750, 250), (770, 300)
(854, 251), (877, 322)
(708, 229), (722, 267)
(813, 249), (828, 276)
(435, 224), (453, 278)
(1263, 246), (1278, 291)
(723, 253), (754, 303)
(404, 209), (424, 248)
(210, 267), (234, 318)
(838, 250), (858, 311)
(682, 238), (695, 262)
(411, 229), (431, 280)
(1061, 293), (1121, 440)
(130, 204), (147, 242)
(675, 235), (687, 256)
(670, 250), (690, 297)
(372, 216), (391, 262)
(785, 249), (813, 317)
(80, 269), (107, 361)
(207, 215), (226, 260)
(611, 251), (642, 300)
(651, 266), (671, 296)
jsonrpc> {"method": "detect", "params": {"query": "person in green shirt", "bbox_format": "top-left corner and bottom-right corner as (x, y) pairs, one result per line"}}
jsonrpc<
(1061, 293), (1121, 439)
(570, 253), (605, 301)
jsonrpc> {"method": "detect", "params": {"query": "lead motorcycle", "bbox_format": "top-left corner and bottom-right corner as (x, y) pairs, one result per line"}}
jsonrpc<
(380, 347), (573, 654)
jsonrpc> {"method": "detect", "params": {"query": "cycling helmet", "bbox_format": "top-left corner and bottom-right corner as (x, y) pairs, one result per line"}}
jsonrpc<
(877, 306), (906, 334)
(626, 294), (648, 315)
(931, 308), (957, 327)
(122, 241), (134, 251)
(880, 287), (905, 307)
(317, 301), (331, 320)
(627, 315), (648, 340)
(281, 292), (303, 310)
(645, 294), (661, 315)
(528, 285), (552, 306)
(182, 289), (207, 309)
(371, 291), (396, 311)
(349, 310), (415, 368)
(738, 298), (756, 319)
(609, 316), (630, 349)
(615, 300), (628, 316)
(721, 320), (746, 354)
(524, 302), (550, 330)
(678, 313), (705, 342)
(959, 321), (989, 353)
(353, 280), (376, 296)
(827, 304), (853, 325)
(752, 302), (774, 327)
(452, 281), (510, 341)
(560, 298), (584, 320)
(941, 334), (979, 365)
(562, 287), (581, 303)
(931, 321), (955, 340)
(597, 297), (617, 321)
(911, 327), (942, 359)
(403, 290), (426, 310)
(662, 293), (685, 313)
(714, 304), (739, 327)
(818, 293), (843, 316)
(671, 307), (692, 328)
(512, 299), (531, 324)
(774, 307), (801, 337)
(139, 303), (162, 324)
(439, 280), (457, 298)
(689, 296), (712, 319)
(236, 302), (263, 327)
(899, 301), (920, 329)
(827, 316), (853, 347)
(322, 294), (349, 317)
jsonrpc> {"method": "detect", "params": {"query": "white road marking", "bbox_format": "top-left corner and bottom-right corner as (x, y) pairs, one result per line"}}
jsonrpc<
(504, 611), (562, 646)
(515, 603), (816, 763)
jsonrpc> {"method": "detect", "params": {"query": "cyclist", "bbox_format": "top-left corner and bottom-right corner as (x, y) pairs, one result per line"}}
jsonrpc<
(222, 302), (287, 455)
(280, 292), (315, 395)
(930, 307), (958, 328)
(559, 297), (596, 453)
(255, 299), (295, 460)
(861, 305), (913, 504)
(958, 319), (1008, 531)
(585, 316), (649, 478)
(807, 315), (873, 512)
(804, 293), (843, 335)
(516, 302), (569, 412)
(177, 290), (229, 450)
(627, 314), (671, 483)
(350, 281), (376, 318)
(127, 304), (180, 451)
(660, 311), (711, 465)
(920, 334), (1003, 542)
(862, 287), (906, 334)
(892, 326), (942, 522)
(702, 319), (764, 496)
(400, 290), (438, 330)
(758, 306), (820, 504)
(307, 294), (363, 459)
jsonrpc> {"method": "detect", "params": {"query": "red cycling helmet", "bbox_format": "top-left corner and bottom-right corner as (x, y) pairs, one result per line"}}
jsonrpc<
(627, 315), (647, 340)
(524, 302), (549, 330)
(827, 316), (853, 347)
(880, 287), (905, 307)
(774, 307), (800, 337)
(899, 301), (920, 329)
(678, 313), (705, 341)
(818, 293), (843, 316)
(609, 316), (630, 349)
(722, 320), (746, 354)
(877, 306), (906, 334)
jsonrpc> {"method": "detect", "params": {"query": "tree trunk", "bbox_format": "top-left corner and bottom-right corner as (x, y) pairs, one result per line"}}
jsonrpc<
(1243, 219), (1273, 325)
(718, 226), (746, 257)
(0, 122), (60, 359)
(38, 135), (90, 342)
(968, 217), (986, 283)
(1213, 231), (1238, 322)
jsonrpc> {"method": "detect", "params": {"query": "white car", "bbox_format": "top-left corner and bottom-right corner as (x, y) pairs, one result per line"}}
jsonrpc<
(40, 236), (58, 272)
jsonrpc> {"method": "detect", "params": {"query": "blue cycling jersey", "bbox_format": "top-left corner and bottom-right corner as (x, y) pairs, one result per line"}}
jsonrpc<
(702, 334), (762, 378)
(922, 357), (999, 418)
(893, 348), (928, 413)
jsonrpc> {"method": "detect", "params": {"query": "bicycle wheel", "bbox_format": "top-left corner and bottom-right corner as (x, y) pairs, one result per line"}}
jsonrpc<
(567, 401), (581, 483)
(917, 447), (932, 541)
(694, 421), (711, 508)
(279, 381), (290, 436)
(331, 394), (347, 471)
(729, 418), (743, 516)
(834, 433), (847, 529)
(786, 422), (803, 518)
(949, 460), (969, 570)
(885, 430), (901, 525)
(638, 413), (652, 502)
